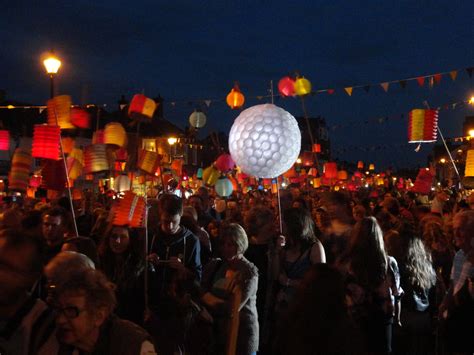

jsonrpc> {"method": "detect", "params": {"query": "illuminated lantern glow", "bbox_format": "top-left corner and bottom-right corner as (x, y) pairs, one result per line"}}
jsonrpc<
(215, 177), (233, 197)
(411, 168), (434, 194)
(369, 163), (375, 171)
(283, 166), (297, 179)
(113, 191), (146, 227)
(70, 107), (90, 129)
(72, 189), (83, 200)
(115, 148), (128, 162)
(408, 109), (439, 143)
(137, 149), (161, 175)
(47, 95), (73, 129)
(308, 168), (318, 176)
(312, 144), (321, 153)
(0, 130), (10, 150)
(337, 170), (348, 180)
(29, 175), (42, 188)
(464, 149), (474, 177)
(69, 148), (84, 166)
(189, 110), (207, 129)
(84, 144), (109, 174)
(128, 94), (157, 121)
(215, 153), (235, 172)
(301, 151), (314, 167)
(32, 124), (61, 160)
(294, 77), (312, 96)
(323, 162), (338, 179)
(202, 166), (220, 186)
(278, 76), (296, 97)
(171, 159), (183, 176)
(61, 137), (75, 154)
(8, 149), (32, 192)
(357, 161), (364, 169)
(104, 122), (127, 148)
(92, 130), (105, 144)
(228, 104), (301, 178)
(66, 156), (83, 180)
(196, 168), (204, 179)
(271, 183), (278, 194)
(114, 174), (131, 192)
(226, 85), (245, 110)
(229, 176), (238, 191)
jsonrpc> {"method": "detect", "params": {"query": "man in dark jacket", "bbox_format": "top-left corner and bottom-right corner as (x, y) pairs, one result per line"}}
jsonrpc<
(148, 194), (202, 355)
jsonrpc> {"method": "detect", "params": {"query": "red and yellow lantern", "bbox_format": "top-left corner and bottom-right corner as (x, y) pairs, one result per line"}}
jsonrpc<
(408, 109), (439, 143)
(128, 94), (157, 120)
(70, 107), (90, 129)
(47, 95), (73, 129)
(113, 191), (146, 227)
(137, 149), (161, 175)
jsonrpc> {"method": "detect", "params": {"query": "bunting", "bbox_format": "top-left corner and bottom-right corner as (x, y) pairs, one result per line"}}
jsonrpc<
(416, 77), (425, 87)
(449, 71), (458, 81)
(344, 87), (353, 96)
(380, 82), (390, 92)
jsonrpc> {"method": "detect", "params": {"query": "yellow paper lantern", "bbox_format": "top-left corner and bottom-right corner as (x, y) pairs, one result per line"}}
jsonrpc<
(313, 178), (321, 188)
(369, 163), (375, 171)
(294, 77), (312, 96)
(138, 150), (161, 175)
(84, 144), (109, 174)
(47, 95), (73, 129)
(69, 148), (84, 166)
(67, 157), (83, 180)
(202, 166), (220, 186)
(465, 150), (474, 177)
(104, 122), (127, 148)
(61, 137), (75, 154)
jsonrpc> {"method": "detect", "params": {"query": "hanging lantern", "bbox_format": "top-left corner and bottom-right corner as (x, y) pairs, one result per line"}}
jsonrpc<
(104, 122), (127, 148)
(66, 156), (83, 180)
(294, 77), (312, 96)
(369, 163), (375, 171)
(215, 177), (233, 197)
(171, 159), (183, 176)
(115, 147), (128, 162)
(92, 130), (105, 144)
(215, 153), (235, 172)
(8, 149), (32, 192)
(70, 107), (90, 129)
(357, 161), (364, 169)
(137, 149), (161, 175)
(47, 95), (73, 129)
(301, 151), (314, 167)
(84, 144), (109, 174)
(196, 167), (203, 179)
(128, 94), (157, 121)
(61, 137), (75, 154)
(408, 109), (439, 143)
(323, 162), (338, 179)
(228, 104), (301, 178)
(337, 170), (348, 180)
(32, 124), (61, 160)
(278, 76), (296, 97)
(464, 149), (474, 177)
(42, 160), (67, 191)
(29, 175), (42, 188)
(202, 166), (220, 186)
(226, 84), (245, 109)
(114, 174), (131, 192)
(312, 143), (321, 153)
(0, 130), (10, 151)
(189, 110), (207, 129)
(313, 178), (321, 188)
(308, 168), (318, 176)
(113, 191), (146, 227)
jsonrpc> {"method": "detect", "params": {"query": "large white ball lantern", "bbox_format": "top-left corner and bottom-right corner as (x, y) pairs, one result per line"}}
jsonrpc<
(229, 104), (301, 178)
(215, 177), (233, 197)
(114, 174), (131, 192)
(189, 110), (207, 128)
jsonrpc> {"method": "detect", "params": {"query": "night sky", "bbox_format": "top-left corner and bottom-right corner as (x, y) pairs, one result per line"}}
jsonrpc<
(2, 1), (473, 169)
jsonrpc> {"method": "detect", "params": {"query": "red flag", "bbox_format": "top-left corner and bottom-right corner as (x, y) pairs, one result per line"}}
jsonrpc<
(434, 74), (442, 85)
(416, 77), (425, 87)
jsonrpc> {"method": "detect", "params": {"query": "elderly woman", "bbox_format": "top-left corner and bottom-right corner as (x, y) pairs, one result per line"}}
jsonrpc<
(201, 223), (259, 355)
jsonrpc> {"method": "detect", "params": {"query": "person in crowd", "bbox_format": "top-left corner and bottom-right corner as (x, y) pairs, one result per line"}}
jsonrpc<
(62, 236), (99, 267)
(51, 268), (156, 354)
(0, 207), (23, 230)
(353, 204), (367, 222)
(99, 226), (146, 325)
(337, 216), (402, 355)
(188, 194), (215, 230)
(21, 209), (43, 236)
(225, 199), (244, 225)
(42, 207), (70, 263)
(275, 264), (363, 355)
(275, 207), (326, 315)
(200, 223), (259, 355)
(148, 193), (202, 355)
(292, 197), (309, 210)
(197, 186), (221, 222)
(0, 228), (57, 354)
(313, 206), (332, 236)
(376, 210), (400, 259)
(439, 210), (474, 354)
(182, 206), (212, 265)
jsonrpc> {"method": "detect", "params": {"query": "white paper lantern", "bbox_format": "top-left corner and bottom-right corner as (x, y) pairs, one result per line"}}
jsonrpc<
(114, 174), (131, 192)
(228, 104), (301, 178)
(215, 177), (233, 197)
(189, 110), (207, 128)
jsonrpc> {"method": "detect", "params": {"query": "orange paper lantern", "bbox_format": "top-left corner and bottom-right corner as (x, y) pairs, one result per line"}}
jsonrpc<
(337, 170), (348, 180)
(226, 85), (245, 109)
(357, 161), (364, 169)
(61, 137), (75, 154)
(8, 148), (32, 192)
(312, 144), (321, 153)
(138, 149), (161, 175)
(70, 107), (90, 129)
(47, 95), (73, 129)
(32, 124), (61, 160)
(113, 191), (146, 227)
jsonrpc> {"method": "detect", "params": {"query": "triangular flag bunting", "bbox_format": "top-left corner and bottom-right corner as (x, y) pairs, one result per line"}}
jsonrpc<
(363, 85), (370, 93)
(416, 77), (425, 87)
(344, 87), (353, 96)
(256, 96), (263, 100)
(399, 80), (407, 89)
(381, 82), (390, 92)
(434, 74), (442, 85)
(39, 107), (45, 114)
(204, 100), (212, 107)
(449, 71), (458, 81)
(327, 89), (335, 95)
(467, 67), (473, 78)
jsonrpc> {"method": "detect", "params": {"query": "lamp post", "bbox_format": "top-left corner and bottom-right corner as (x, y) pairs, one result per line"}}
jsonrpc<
(43, 54), (61, 98)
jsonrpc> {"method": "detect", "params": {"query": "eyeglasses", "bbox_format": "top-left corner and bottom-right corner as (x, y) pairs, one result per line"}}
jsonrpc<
(53, 305), (85, 319)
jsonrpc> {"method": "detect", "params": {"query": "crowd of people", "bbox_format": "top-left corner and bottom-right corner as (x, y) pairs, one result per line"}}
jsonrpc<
(0, 185), (473, 354)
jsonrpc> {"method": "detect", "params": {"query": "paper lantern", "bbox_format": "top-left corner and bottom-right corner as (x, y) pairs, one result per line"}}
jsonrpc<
(84, 144), (109, 174)
(464, 149), (474, 177)
(228, 104), (301, 178)
(47, 95), (73, 129)
(278, 76), (295, 97)
(104, 122), (127, 148)
(114, 174), (131, 192)
(202, 166), (220, 186)
(189, 110), (207, 128)
(0, 130), (10, 150)
(283, 166), (297, 179)
(72, 189), (84, 200)
(312, 143), (321, 153)
(369, 164), (375, 171)
(215, 153), (235, 172)
(357, 161), (364, 169)
(113, 191), (146, 227)
(137, 149), (161, 175)
(271, 183), (278, 194)
(69, 148), (84, 166)
(32, 124), (61, 160)
(408, 109), (439, 143)
(323, 162), (338, 179)
(215, 177), (233, 197)
(29, 175), (42, 188)
(412, 168), (434, 195)
(61, 137), (75, 154)
(308, 168), (318, 176)
(301, 151), (314, 167)
(226, 85), (245, 109)
(229, 176), (238, 191)
(115, 148), (128, 162)
(26, 187), (36, 198)
(92, 130), (105, 144)
(171, 159), (183, 176)
(337, 170), (348, 180)
(196, 168), (203, 179)
(66, 156), (83, 180)
(128, 94), (157, 120)
(294, 77), (312, 96)
(8, 149), (32, 192)
(70, 107), (90, 129)
(42, 160), (67, 191)
(313, 178), (321, 188)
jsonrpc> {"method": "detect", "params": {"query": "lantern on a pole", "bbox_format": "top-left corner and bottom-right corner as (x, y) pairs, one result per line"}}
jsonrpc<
(32, 124), (61, 160)
(278, 76), (296, 97)
(408, 109), (439, 143)
(226, 84), (245, 109)
(128, 94), (157, 121)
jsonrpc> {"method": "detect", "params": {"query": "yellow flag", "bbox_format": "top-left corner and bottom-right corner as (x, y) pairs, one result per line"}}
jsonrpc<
(449, 71), (458, 81)
(344, 87), (353, 96)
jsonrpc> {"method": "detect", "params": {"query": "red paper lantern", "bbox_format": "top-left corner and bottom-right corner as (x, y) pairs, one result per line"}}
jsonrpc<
(408, 109), (439, 143)
(337, 170), (348, 180)
(312, 144), (321, 153)
(128, 94), (157, 121)
(412, 168), (434, 194)
(92, 130), (105, 144)
(215, 153), (235, 172)
(115, 148), (128, 162)
(0, 130), (10, 150)
(301, 151), (314, 167)
(32, 124), (61, 160)
(70, 107), (91, 129)
(29, 175), (42, 188)
(42, 160), (67, 191)
(113, 191), (146, 227)
(323, 162), (338, 179)
(278, 76), (296, 97)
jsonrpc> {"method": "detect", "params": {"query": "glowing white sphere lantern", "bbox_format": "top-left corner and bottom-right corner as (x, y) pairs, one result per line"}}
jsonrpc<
(229, 104), (301, 178)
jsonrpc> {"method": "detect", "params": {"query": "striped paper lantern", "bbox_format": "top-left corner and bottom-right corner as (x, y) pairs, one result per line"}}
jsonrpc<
(32, 124), (61, 160)
(47, 95), (73, 129)
(69, 148), (84, 166)
(137, 149), (161, 175)
(104, 122), (127, 148)
(66, 156), (83, 180)
(408, 109), (439, 143)
(464, 150), (474, 177)
(70, 107), (91, 129)
(128, 94), (157, 120)
(8, 148), (32, 192)
(84, 144), (109, 174)
(0, 130), (10, 150)
(113, 191), (146, 227)
(92, 130), (105, 144)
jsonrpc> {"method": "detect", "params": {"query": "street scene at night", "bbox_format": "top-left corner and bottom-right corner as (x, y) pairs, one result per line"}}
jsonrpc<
(0, 1), (473, 354)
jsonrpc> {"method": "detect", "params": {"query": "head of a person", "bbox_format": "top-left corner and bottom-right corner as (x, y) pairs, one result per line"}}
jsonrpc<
(283, 207), (318, 248)
(196, 187), (210, 210)
(62, 237), (98, 266)
(453, 210), (474, 252)
(159, 194), (183, 235)
(183, 206), (198, 222)
(52, 269), (116, 349)
(220, 223), (248, 261)
(1, 208), (23, 230)
(292, 198), (308, 210)
(105, 227), (130, 255)
(188, 195), (204, 214)
(321, 192), (352, 225)
(352, 205), (367, 222)
(422, 221), (449, 252)
(244, 206), (274, 239)
(42, 207), (69, 247)
(382, 197), (400, 217)
(0, 229), (43, 308)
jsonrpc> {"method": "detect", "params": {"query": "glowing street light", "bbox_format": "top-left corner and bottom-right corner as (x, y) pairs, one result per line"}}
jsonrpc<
(469, 129), (474, 138)
(43, 53), (61, 98)
(167, 137), (177, 145)
(439, 158), (446, 164)
(469, 96), (474, 105)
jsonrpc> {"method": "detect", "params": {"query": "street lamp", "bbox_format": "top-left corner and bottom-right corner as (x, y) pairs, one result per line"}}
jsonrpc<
(43, 53), (61, 98)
